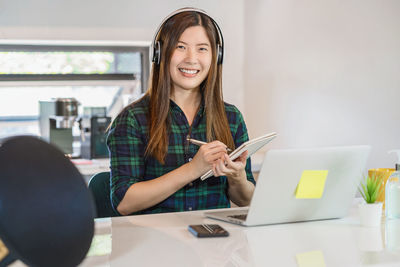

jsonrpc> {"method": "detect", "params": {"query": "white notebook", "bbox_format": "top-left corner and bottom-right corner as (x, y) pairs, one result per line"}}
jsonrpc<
(200, 132), (277, 180)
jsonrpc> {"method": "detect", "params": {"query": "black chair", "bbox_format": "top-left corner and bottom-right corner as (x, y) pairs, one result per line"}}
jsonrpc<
(0, 136), (96, 267)
(88, 172), (120, 218)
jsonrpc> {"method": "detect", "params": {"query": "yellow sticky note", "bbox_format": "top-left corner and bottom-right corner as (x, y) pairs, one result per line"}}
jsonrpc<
(295, 170), (328, 199)
(296, 250), (326, 267)
(86, 234), (112, 257)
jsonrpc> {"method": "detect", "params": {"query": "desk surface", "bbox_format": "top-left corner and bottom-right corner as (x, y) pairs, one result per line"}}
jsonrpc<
(79, 199), (400, 267)
(72, 158), (110, 177)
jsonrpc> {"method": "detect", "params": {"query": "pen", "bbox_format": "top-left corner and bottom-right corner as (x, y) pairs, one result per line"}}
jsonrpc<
(186, 138), (232, 152)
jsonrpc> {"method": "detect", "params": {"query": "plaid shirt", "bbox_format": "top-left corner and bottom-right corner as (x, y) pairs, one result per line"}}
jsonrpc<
(107, 96), (255, 215)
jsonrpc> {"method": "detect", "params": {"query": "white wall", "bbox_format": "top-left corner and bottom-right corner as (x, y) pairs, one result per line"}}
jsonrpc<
(244, 0), (400, 169)
(0, 0), (245, 111)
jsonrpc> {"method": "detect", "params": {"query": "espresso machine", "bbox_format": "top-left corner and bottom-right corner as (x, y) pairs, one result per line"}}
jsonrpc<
(79, 106), (111, 159)
(39, 98), (79, 156)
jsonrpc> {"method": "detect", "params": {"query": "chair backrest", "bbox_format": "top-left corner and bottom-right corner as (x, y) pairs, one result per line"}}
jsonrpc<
(88, 172), (119, 218)
(0, 136), (95, 267)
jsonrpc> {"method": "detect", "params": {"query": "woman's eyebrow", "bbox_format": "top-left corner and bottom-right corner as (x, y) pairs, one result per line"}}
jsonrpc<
(177, 40), (210, 46)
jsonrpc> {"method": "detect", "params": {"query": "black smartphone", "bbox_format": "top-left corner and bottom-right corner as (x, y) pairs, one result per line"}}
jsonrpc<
(188, 224), (229, 238)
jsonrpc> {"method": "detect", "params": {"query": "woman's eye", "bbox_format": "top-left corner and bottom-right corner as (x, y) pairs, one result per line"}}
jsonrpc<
(176, 45), (185, 50)
(199, 47), (208, 52)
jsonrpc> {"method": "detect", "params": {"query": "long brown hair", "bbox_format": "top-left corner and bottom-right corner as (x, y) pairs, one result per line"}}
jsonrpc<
(143, 11), (234, 164)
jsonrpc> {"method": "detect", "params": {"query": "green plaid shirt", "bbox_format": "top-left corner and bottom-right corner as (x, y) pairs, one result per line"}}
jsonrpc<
(107, 96), (255, 215)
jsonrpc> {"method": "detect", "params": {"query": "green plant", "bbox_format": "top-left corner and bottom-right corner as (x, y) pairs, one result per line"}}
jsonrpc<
(358, 173), (384, 204)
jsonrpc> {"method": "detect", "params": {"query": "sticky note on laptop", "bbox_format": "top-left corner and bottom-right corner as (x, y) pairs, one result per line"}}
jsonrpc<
(295, 170), (328, 199)
(296, 250), (326, 267)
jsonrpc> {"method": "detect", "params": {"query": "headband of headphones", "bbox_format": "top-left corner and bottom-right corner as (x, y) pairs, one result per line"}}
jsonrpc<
(150, 7), (224, 65)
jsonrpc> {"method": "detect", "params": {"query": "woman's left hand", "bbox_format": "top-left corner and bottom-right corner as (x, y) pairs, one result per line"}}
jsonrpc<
(212, 151), (248, 183)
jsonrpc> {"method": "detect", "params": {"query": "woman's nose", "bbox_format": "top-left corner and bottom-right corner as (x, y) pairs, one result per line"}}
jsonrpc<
(184, 48), (197, 63)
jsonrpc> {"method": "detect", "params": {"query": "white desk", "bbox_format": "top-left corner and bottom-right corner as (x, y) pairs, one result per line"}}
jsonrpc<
(72, 158), (110, 177)
(79, 200), (400, 267)
(71, 158), (110, 184)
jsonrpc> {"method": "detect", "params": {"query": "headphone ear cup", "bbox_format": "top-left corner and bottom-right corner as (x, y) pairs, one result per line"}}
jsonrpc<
(216, 44), (223, 65)
(153, 41), (161, 65)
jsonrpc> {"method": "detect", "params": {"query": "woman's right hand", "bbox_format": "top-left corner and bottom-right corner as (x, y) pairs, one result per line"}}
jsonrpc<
(189, 141), (229, 178)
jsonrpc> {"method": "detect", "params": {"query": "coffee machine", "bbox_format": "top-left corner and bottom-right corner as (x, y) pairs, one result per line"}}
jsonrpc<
(39, 98), (79, 156)
(79, 107), (111, 159)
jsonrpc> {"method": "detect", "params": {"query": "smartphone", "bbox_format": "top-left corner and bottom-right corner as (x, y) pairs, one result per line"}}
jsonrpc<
(188, 224), (229, 238)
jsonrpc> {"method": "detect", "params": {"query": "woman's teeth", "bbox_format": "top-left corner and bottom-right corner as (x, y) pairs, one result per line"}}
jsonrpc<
(179, 68), (199, 74)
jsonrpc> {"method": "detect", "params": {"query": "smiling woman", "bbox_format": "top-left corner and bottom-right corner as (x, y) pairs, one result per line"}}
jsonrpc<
(107, 8), (256, 217)
(169, 26), (212, 101)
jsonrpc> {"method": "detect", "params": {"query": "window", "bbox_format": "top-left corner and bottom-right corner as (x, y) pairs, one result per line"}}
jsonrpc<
(0, 43), (149, 138)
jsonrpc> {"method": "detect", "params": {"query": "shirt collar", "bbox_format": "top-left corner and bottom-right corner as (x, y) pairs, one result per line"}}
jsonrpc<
(169, 97), (205, 118)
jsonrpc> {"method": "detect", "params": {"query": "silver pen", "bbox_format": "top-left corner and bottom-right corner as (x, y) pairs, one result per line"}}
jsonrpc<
(186, 138), (232, 152)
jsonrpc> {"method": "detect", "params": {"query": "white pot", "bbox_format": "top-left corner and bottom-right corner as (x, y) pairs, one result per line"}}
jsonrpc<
(359, 202), (383, 227)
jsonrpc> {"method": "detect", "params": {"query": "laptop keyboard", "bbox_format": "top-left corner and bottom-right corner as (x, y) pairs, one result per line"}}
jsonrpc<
(228, 214), (247, 221)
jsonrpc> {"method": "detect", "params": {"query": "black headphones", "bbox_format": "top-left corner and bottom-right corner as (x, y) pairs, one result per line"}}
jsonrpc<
(150, 7), (224, 65)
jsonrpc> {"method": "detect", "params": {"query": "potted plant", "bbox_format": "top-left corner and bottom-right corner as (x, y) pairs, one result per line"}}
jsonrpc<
(358, 173), (384, 227)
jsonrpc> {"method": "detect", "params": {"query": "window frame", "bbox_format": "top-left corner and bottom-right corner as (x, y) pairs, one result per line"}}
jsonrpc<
(0, 43), (150, 93)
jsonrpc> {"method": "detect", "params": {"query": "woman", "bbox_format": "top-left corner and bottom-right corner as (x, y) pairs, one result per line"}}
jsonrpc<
(107, 8), (255, 215)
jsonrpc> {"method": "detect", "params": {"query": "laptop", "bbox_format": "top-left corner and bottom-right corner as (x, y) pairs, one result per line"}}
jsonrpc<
(205, 145), (371, 226)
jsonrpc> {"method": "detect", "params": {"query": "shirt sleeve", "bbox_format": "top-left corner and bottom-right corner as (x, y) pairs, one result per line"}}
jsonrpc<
(106, 110), (146, 211)
(233, 109), (256, 185)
